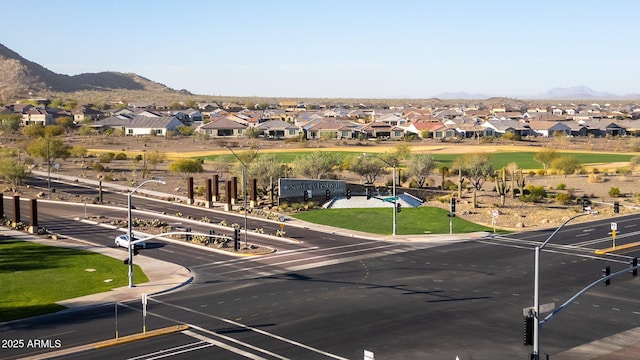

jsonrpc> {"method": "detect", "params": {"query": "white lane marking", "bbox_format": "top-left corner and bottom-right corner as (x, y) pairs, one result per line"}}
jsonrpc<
(191, 247), (320, 269)
(183, 330), (269, 360)
(128, 341), (212, 360)
(218, 243), (402, 276)
(148, 299), (349, 360)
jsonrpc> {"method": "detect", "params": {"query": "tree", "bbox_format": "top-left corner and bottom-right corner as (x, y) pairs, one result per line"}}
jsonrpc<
(455, 152), (494, 190)
(551, 156), (582, 177)
(26, 137), (70, 163)
(293, 152), (342, 179)
(393, 144), (412, 160)
(0, 157), (30, 187)
(0, 114), (21, 133)
(69, 145), (87, 159)
(168, 158), (204, 177)
(247, 154), (285, 193)
(176, 125), (195, 136)
(22, 124), (46, 138)
(56, 117), (74, 132)
(406, 153), (438, 188)
(350, 156), (388, 184)
(534, 148), (559, 174)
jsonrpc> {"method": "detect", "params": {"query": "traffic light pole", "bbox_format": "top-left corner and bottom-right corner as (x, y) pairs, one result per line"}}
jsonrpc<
(532, 212), (592, 359)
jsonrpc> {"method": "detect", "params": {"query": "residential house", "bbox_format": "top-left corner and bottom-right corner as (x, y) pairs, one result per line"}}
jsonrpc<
(528, 121), (572, 137)
(124, 116), (183, 136)
(359, 121), (404, 140)
(404, 120), (444, 139)
(255, 120), (301, 139)
(21, 108), (54, 126)
(481, 119), (531, 137)
(302, 119), (355, 140)
(196, 117), (247, 138)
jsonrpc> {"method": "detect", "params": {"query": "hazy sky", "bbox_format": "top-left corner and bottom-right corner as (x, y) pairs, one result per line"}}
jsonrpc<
(4, 0), (639, 99)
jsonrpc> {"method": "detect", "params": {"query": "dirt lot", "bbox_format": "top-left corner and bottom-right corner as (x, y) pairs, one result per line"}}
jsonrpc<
(3, 135), (639, 232)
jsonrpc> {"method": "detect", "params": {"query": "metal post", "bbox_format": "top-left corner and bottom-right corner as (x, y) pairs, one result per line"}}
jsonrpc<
(532, 212), (592, 359)
(127, 191), (133, 288)
(46, 138), (51, 199)
(127, 179), (165, 288)
(392, 165), (396, 236)
(243, 165), (248, 247)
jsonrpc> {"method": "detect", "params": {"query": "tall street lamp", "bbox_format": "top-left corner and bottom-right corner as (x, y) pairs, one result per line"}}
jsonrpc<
(532, 211), (594, 359)
(128, 179), (165, 288)
(226, 146), (260, 248)
(362, 153), (396, 236)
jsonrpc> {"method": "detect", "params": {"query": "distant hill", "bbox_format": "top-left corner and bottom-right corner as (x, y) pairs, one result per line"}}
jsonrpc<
(534, 86), (620, 100)
(0, 43), (181, 102)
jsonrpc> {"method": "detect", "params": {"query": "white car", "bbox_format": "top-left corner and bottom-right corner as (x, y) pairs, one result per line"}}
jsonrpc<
(115, 234), (146, 249)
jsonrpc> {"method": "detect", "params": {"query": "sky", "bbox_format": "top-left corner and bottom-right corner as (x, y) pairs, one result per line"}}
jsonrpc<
(3, 0), (640, 99)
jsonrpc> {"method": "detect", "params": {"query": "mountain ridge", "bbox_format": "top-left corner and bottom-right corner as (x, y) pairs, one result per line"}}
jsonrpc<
(0, 43), (180, 101)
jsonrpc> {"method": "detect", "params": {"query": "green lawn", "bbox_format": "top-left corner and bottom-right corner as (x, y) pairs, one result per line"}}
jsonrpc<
(199, 150), (633, 170)
(292, 206), (502, 235)
(0, 239), (148, 322)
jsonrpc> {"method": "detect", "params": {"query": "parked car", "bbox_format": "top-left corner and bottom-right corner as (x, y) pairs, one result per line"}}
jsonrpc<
(115, 234), (146, 249)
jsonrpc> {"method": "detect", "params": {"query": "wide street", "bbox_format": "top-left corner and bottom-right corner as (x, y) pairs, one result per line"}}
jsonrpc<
(1, 178), (640, 359)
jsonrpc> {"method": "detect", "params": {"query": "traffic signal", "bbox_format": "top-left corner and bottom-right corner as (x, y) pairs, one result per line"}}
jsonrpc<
(630, 258), (638, 277)
(523, 315), (534, 346)
(233, 228), (240, 251)
(133, 247), (139, 256)
(209, 229), (216, 244)
(325, 189), (331, 200)
(450, 197), (456, 214)
(582, 199), (590, 212)
(614, 201), (620, 214)
(185, 227), (192, 242)
(366, 188), (371, 200)
(346, 189), (352, 199)
(602, 265), (611, 286)
(396, 203), (402, 213)
(303, 190), (309, 202)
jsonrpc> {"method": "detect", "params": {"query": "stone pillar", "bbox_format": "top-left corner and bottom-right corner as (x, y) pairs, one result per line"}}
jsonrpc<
(29, 198), (38, 234)
(212, 175), (219, 202)
(231, 176), (238, 205)
(187, 177), (194, 205)
(205, 178), (212, 208)
(225, 180), (232, 211)
(13, 195), (20, 226)
(250, 178), (257, 208)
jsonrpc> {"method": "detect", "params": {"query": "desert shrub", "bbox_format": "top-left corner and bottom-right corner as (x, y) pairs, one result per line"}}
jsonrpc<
(443, 179), (456, 189)
(591, 167), (600, 174)
(556, 183), (566, 190)
(114, 152), (127, 160)
(588, 173), (604, 183)
(616, 167), (632, 175)
(194, 185), (206, 196)
(134, 154), (143, 161)
(501, 132), (521, 141)
(99, 152), (115, 163)
(608, 187), (621, 197)
(536, 169), (545, 176)
(520, 185), (546, 203)
(555, 193), (571, 205)
(480, 136), (494, 143)
(528, 170), (536, 177)
(92, 162), (105, 172)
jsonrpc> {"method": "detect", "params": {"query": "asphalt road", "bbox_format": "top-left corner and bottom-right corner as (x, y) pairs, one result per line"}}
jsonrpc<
(2, 180), (640, 359)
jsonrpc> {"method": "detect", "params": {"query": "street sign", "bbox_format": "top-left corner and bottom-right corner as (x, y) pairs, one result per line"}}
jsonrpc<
(522, 303), (555, 316)
(611, 222), (617, 231)
(491, 209), (499, 219)
(364, 350), (375, 360)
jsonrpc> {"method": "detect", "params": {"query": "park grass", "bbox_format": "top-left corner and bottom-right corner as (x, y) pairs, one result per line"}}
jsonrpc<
(198, 150), (633, 170)
(0, 239), (148, 322)
(291, 206), (502, 235)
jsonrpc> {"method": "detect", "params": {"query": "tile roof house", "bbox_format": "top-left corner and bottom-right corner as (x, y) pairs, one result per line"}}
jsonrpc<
(254, 120), (301, 139)
(196, 117), (247, 138)
(359, 121), (404, 140)
(528, 120), (572, 137)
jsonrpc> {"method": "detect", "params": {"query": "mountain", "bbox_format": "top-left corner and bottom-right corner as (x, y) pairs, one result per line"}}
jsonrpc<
(535, 86), (619, 100)
(0, 43), (180, 101)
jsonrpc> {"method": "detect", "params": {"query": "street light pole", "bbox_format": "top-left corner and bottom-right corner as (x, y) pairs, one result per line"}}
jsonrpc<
(532, 211), (592, 359)
(127, 179), (165, 288)
(362, 153), (397, 236)
(226, 146), (260, 248)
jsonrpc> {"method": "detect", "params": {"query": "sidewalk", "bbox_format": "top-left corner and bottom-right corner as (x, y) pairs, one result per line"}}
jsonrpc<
(0, 227), (192, 310)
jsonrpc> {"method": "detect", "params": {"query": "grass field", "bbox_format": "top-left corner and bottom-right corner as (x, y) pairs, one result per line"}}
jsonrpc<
(291, 207), (502, 235)
(199, 150), (633, 170)
(0, 239), (148, 322)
